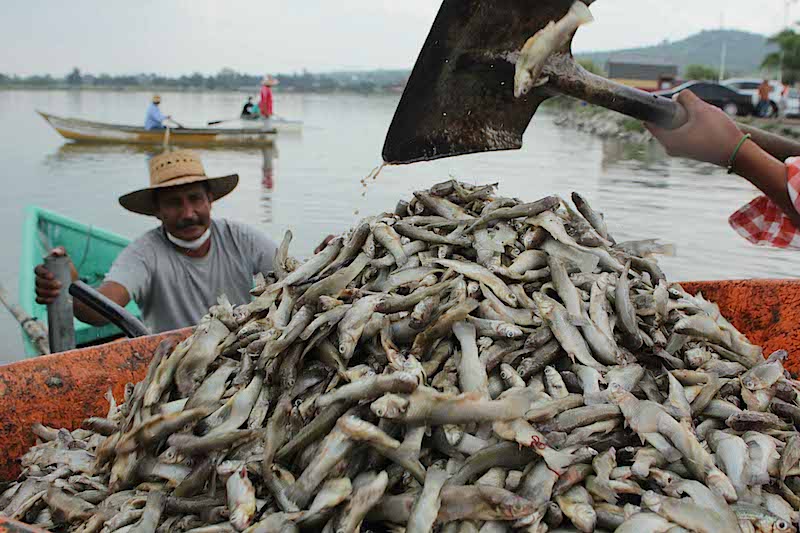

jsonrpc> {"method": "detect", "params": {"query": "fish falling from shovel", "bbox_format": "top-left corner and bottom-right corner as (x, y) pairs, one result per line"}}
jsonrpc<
(514, 1), (594, 97)
(382, 0), (800, 165)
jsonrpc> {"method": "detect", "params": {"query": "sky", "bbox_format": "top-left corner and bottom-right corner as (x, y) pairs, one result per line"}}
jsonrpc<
(1, 0), (793, 76)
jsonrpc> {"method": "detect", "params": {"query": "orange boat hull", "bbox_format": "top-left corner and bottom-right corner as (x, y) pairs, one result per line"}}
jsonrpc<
(0, 279), (798, 531)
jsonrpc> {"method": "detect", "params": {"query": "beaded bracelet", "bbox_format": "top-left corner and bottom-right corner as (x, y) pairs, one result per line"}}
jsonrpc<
(727, 133), (752, 174)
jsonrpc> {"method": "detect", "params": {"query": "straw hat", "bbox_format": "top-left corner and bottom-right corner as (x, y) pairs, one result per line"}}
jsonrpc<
(152, 94), (161, 104)
(261, 75), (279, 86)
(119, 150), (238, 216)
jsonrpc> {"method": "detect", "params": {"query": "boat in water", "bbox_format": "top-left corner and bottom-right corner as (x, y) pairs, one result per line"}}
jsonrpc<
(226, 115), (303, 133)
(38, 111), (277, 147)
(18, 206), (142, 356)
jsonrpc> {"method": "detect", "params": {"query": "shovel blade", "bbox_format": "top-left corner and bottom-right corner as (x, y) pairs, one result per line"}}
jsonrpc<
(382, 0), (576, 164)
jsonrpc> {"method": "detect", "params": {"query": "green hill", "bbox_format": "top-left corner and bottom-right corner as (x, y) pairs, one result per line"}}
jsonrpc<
(577, 29), (778, 77)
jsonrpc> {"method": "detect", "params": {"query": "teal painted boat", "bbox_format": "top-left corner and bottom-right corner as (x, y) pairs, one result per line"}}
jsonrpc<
(18, 206), (142, 356)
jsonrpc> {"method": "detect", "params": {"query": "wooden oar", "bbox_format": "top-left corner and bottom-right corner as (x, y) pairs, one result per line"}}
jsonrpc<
(165, 117), (185, 129)
(207, 117), (242, 126)
(0, 281), (50, 355)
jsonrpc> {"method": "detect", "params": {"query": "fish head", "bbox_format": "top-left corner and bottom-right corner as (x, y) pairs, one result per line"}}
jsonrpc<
(512, 507), (546, 528)
(641, 490), (662, 512)
(531, 291), (549, 309)
(685, 347), (710, 368)
(370, 394), (409, 419)
(229, 507), (254, 531)
(742, 375), (761, 391)
(606, 382), (628, 404)
(477, 485), (536, 520)
(570, 503), (597, 532)
(771, 518), (796, 533)
(442, 424), (463, 446)
(217, 459), (245, 478)
(467, 281), (480, 297)
(500, 324), (523, 338)
(706, 468), (736, 502)
(500, 364), (516, 381)
(157, 446), (185, 465)
(648, 469), (678, 488)
(271, 464), (296, 485)
(338, 336), (357, 357)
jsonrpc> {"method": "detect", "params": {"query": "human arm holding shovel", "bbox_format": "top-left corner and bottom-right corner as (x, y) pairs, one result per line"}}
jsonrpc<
(647, 90), (800, 247)
(34, 247), (130, 326)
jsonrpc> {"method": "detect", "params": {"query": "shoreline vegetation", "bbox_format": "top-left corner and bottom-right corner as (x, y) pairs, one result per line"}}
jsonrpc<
(0, 68), (409, 94)
(545, 97), (800, 143)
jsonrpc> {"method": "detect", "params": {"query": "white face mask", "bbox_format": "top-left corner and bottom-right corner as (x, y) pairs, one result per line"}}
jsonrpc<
(166, 227), (212, 250)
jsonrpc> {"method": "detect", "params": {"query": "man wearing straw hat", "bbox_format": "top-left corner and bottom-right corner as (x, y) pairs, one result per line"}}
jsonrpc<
(258, 75), (278, 118)
(144, 95), (171, 130)
(34, 150), (277, 333)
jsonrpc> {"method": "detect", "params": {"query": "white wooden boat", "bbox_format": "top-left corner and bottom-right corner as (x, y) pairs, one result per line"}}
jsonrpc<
(38, 111), (277, 147)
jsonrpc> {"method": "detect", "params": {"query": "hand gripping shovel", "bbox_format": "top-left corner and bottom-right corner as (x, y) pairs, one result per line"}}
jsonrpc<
(382, 0), (800, 164)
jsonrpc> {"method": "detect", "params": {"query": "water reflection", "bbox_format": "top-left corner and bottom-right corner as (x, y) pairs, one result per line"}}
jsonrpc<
(261, 144), (277, 224)
(600, 138), (671, 174)
(43, 141), (280, 225)
(45, 142), (163, 164)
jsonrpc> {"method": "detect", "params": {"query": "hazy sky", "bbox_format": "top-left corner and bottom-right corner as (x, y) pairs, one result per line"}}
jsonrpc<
(2, 0), (792, 76)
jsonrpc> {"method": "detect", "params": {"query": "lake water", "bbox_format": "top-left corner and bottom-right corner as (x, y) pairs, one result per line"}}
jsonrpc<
(0, 89), (795, 361)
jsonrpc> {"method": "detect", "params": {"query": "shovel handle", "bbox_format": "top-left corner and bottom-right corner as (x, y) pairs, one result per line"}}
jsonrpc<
(548, 55), (800, 163)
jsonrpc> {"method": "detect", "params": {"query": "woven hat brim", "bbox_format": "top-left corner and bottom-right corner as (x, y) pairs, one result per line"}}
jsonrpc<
(118, 174), (239, 216)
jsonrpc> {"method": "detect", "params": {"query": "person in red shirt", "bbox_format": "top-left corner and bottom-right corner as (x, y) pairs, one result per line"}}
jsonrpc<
(646, 91), (800, 248)
(259, 75), (278, 118)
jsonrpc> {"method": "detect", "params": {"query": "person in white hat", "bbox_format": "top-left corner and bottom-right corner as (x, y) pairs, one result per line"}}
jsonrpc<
(34, 150), (278, 333)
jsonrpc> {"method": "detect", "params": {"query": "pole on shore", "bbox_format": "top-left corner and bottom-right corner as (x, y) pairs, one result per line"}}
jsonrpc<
(44, 255), (75, 353)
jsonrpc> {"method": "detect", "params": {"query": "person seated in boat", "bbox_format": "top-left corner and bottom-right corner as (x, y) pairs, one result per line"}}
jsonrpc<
(647, 90), (800, 249)
(241, 97), (257, 119)
(144, 95), (171, 130)
(259, 75), (278, 119)
(33, 150), (279, 334)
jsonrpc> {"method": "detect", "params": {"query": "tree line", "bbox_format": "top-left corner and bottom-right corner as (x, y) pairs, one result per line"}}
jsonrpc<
(0, 67), (410, 93)
(682, 29), (800, 83)
(5, 28), (800, 90)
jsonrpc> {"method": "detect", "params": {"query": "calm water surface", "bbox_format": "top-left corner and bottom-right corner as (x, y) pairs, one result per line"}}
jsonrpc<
(0, 89), (795, 361)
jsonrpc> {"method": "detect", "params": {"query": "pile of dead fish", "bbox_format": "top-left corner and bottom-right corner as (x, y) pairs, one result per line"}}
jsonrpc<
(4, 180), (800, 533)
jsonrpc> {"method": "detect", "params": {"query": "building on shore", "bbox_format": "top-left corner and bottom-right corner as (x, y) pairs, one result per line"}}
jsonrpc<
(606, 59), (678, 91)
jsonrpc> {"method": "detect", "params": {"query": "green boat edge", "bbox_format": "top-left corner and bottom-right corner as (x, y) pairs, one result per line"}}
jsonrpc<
(19, 206), (142, 356)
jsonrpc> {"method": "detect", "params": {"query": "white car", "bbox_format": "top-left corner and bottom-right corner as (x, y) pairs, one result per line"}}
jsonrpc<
(721, 78), (785, 117)
(786, 88), (800, 118)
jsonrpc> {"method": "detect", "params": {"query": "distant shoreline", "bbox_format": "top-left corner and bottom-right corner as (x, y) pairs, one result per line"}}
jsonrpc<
(0, 85), (405, 95)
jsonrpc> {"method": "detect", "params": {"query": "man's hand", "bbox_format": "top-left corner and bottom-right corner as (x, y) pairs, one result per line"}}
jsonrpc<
(34, 247), (78, 305)
(646, 90), (745, 168)
(315, 234), (335, 254)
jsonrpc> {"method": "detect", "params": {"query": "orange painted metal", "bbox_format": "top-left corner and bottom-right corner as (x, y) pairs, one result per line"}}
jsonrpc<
(0, 328), (191, 482)
(682, 279), (800, 375)
(0, 279), (798, 533)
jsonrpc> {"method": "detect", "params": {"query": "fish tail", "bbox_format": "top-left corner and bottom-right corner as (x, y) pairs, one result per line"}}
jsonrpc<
(594, 482), (618, 505)
(569, 1), (595, 25)
(543, 448), (577, 475)
(583, 391), (609, 406)
(656, 243), (677, 256)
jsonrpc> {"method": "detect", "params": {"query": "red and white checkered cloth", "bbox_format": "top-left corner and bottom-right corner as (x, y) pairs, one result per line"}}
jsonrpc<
(728, 157), (800, 249)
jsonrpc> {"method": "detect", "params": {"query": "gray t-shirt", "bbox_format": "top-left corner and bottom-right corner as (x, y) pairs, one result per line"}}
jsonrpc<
(106, 219), (277, 333)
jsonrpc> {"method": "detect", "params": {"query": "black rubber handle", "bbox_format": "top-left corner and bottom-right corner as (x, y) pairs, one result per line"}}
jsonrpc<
(69, 281), (150, 338)
(548, 55), (800, 161)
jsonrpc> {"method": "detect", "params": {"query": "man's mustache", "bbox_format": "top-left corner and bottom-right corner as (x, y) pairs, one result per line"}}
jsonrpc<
(176, 218), (202, 230)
